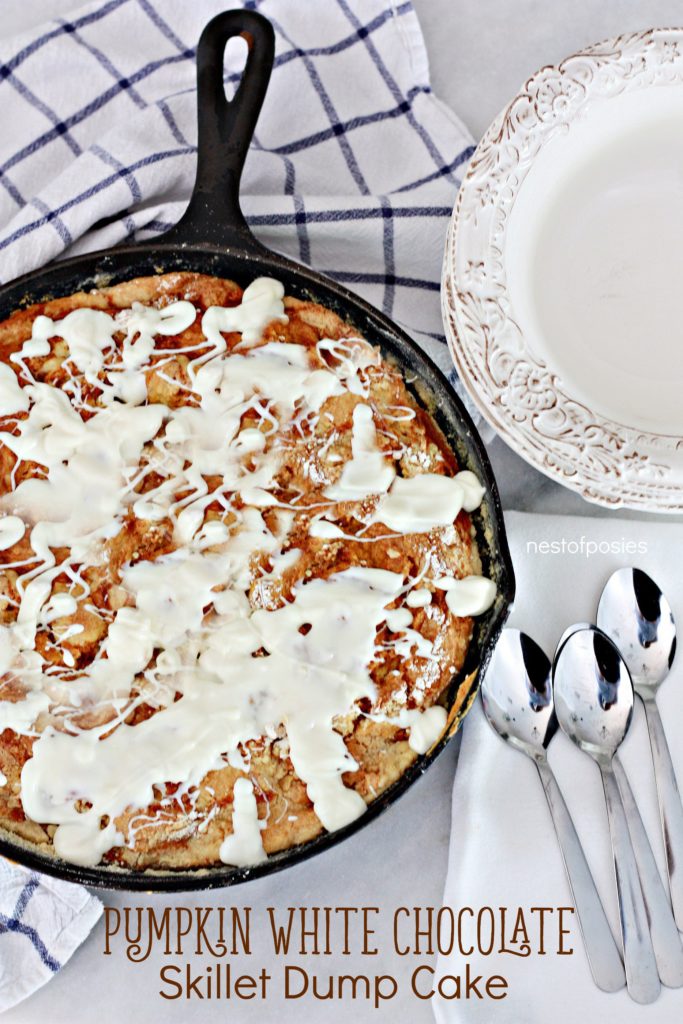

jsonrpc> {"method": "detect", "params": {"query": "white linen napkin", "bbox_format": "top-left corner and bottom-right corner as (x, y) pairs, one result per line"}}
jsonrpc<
(0, 860), (102, 1014)
(435, 511), (683, 1022)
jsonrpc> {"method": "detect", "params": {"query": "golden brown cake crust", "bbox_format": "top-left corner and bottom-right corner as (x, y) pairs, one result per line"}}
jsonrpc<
(0, 272), (479, 870)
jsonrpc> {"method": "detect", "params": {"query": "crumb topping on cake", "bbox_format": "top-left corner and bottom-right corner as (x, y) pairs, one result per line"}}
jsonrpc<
(0, 273), (495, 870)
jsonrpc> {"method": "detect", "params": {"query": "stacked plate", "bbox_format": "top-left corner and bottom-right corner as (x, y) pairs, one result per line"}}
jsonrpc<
(442, 29), (683, 513)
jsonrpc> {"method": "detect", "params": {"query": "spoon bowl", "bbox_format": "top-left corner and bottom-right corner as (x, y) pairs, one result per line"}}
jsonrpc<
(481, 628), (556, 759)
(597, 568), (676, 694)
(554, 626), (634, 763)
(555, 621), (593, 661)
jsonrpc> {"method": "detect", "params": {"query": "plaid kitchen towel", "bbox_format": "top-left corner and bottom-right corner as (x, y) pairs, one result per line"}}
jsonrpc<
(0, 858), (102, 1013)
(0, 0), (475, 1011)
(0, 0), (474, 387)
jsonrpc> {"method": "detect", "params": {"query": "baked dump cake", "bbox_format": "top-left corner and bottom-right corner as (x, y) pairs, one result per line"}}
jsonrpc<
(0, 273), (495, 870)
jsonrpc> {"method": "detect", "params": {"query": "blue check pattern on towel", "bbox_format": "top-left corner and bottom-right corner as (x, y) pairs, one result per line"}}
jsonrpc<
(0, 859), (102, 1013)
(0, 0), (474, 1011)
(0, 0), (474, 384)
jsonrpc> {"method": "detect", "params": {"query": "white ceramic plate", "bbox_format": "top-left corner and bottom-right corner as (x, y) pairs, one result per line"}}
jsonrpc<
(442, 28), (683, 513)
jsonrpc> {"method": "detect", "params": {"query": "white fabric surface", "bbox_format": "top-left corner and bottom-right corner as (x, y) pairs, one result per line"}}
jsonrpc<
(435, 511), (683, 1022)
(0, 861), (102, 1014)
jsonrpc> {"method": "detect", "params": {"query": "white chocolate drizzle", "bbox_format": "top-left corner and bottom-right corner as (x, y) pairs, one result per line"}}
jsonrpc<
(323, 403), (395, 501)
(373, 473), (466, 533)
(434, 575), (497, 616)
(202, 278), (287, 349)
(0, 275), (494, 868)
(394, 706), (448, 755)
(0, 515), (25, 550)
(406, 588), (431, 608)
(0, 363), (29, 416)
(218, 778), (266, 867)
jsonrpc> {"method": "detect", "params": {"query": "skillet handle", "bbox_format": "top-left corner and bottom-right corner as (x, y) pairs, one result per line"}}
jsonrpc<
(162, 9), (274, 252)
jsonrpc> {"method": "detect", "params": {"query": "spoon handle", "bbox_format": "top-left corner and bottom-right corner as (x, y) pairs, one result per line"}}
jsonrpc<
(613, 755), (683, 987)
(536, 759), (625, 992)
(642, 696), (683, 931)
(600, 763), (660, 1004)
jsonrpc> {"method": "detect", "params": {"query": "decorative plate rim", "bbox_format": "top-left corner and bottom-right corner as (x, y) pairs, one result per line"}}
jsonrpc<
(442, 26), (683, 513)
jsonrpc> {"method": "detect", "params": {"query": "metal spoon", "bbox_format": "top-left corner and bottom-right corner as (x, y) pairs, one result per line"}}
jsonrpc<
(481, 628), (625, 992)
(557, 621), (683, 987)
(598, 567), (683, 930)
(553, 626), (660, 1004)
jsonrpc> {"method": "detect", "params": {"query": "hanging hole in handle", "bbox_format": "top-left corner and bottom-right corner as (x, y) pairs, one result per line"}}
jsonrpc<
(223, 33), (249, 102)
(157, 10), (275, 250)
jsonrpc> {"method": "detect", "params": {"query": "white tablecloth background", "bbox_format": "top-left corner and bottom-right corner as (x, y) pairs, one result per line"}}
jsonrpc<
(3, 1), (683, 1022)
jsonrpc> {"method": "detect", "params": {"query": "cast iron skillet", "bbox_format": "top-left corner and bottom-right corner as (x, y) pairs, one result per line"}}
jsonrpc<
(0, 9), (514, 890)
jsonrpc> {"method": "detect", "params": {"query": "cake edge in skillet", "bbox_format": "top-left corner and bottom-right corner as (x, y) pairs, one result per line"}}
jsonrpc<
(0, 271), (493, 871)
